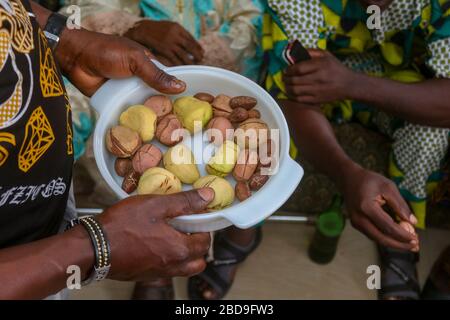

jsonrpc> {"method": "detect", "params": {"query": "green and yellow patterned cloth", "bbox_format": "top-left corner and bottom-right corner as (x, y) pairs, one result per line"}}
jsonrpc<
(263, 0), (450, 228)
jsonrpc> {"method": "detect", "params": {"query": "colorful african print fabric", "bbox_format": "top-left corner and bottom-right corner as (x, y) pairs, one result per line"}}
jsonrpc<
(264, 0), (450, 228)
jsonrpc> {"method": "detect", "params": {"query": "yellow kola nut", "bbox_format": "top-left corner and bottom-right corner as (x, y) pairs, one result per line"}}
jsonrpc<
(173, 96), (213, 133)
(193, 175), (235, 210)
(163, 144), (200, 184)
(119, 105), (157, 141)
(137, 167), (182, 195)
(206, 141), (240, 177)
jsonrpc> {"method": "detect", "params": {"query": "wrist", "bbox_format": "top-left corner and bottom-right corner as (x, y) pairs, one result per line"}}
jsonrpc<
(123, 23), (137, 40)
(124, 20), (154, 46)
(332, 158), (363, 192)
(66, 216), (112, 284)
(95, 213), (118, 278)
(347, 72), (372, 101)
(54, 27), (88, 74)
(62, 225), (96, 281)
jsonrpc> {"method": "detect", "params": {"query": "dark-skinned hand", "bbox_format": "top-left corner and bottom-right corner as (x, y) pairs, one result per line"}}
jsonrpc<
(341, 166), (419, 251)
(96, 188), (214, 281)
(55, 28), (186, 97)
(124, 20), (204, 66)
(283, 49), (357, 104)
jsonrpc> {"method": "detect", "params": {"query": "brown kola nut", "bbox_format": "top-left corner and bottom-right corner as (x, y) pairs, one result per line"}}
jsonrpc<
(247, 109), (261, 119)
(235, 181), (252, 202)
(230, 96), (257, 110)
(106, 125), (142, 158)
(233, 149), (258, 182)
(114, 158), (133, 177)
(194, 92), (215, 103)
(399, 221), (417, 235)
(229, 107), (249, 123)
(132, 144), (163, 174)
(239, 118), (269, 131)
(399, 221), (419, 252)
(258, 139), (275, 168)
(122, 170), (140, 194)
(235, 118), (269, 149)
(206, 117), (234, 144)
(156, 114), (183, 146)
(249, 171), (269, 191)
(212, 94), (233, 118)
(144, 95), (173, 120)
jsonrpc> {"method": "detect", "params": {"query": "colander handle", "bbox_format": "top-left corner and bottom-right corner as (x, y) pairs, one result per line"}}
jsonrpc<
(90, 59), (168, 115)
(222, 157), (304, 229)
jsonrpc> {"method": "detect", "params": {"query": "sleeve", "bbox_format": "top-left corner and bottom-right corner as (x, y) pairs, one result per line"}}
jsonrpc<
(262, 4), (290, 98)
(59, 0), (143, 35)
(425, 0), (450, 78)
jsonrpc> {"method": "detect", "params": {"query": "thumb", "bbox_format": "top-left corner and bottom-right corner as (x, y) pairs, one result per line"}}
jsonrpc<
(382, 189), (417, 225)
(159, 188), (215, 219)
(307, 49), (327, 59)
(133, 49), (186, 94)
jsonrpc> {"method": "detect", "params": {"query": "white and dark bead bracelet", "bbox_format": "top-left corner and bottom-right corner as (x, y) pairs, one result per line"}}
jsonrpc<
(66, 215), (111, 285)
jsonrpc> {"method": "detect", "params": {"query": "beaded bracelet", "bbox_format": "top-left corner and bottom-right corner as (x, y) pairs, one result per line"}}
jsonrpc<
(66, 215), (111, 285)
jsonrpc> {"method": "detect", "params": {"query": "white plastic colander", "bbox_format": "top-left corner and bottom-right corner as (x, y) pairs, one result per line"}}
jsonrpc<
(90, 64), (303, 232)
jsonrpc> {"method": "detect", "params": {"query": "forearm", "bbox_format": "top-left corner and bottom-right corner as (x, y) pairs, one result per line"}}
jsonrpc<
(30, 1), (51, 30)
(280, 100), (360, 189)
(350, 73), (450, 127)
(0, 226), (93, 299)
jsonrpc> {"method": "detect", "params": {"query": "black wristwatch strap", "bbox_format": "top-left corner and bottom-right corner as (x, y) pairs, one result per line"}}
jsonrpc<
(43, 12), (68, 50)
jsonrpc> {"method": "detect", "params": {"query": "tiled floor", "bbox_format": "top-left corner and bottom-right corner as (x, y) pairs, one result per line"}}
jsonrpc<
(69, 222), (450, 300)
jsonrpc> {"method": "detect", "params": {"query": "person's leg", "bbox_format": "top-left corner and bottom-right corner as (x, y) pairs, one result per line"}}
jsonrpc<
(188, 226), (260, 300)
(278, 98), (424, 299)
(378, 123), (449, 299)
(422, 246), (450, 299)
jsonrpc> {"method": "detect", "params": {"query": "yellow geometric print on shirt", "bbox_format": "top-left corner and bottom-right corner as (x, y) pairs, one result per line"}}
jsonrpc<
(38, 30), (63, 98)
(0, 30), (23, 128)
(65, 94), (73, 155)
(0, 132), (15, 167)
(0, 0), (34, 54)
(18, 106), (55, 172)
(66, 104), (73, 155)
(0, 28), (8, 69)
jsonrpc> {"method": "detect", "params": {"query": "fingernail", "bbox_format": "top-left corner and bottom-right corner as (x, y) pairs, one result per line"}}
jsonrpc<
(197, 188), (214, 202)
(409, 214), (418, 225)
(171, 79), (185, 90)
(410, 239), (418, 246)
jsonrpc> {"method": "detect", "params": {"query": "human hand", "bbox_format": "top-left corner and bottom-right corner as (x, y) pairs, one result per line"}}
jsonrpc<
(124, 20), (204, 66)
(341, 166), (419, 251)
(283, 49), (356, 104)
(55, 28), (186, 97)
(96, 188), (214, 281)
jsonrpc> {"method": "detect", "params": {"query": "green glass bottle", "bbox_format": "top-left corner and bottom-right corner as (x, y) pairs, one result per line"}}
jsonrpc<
(308, 196), (345, 264)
